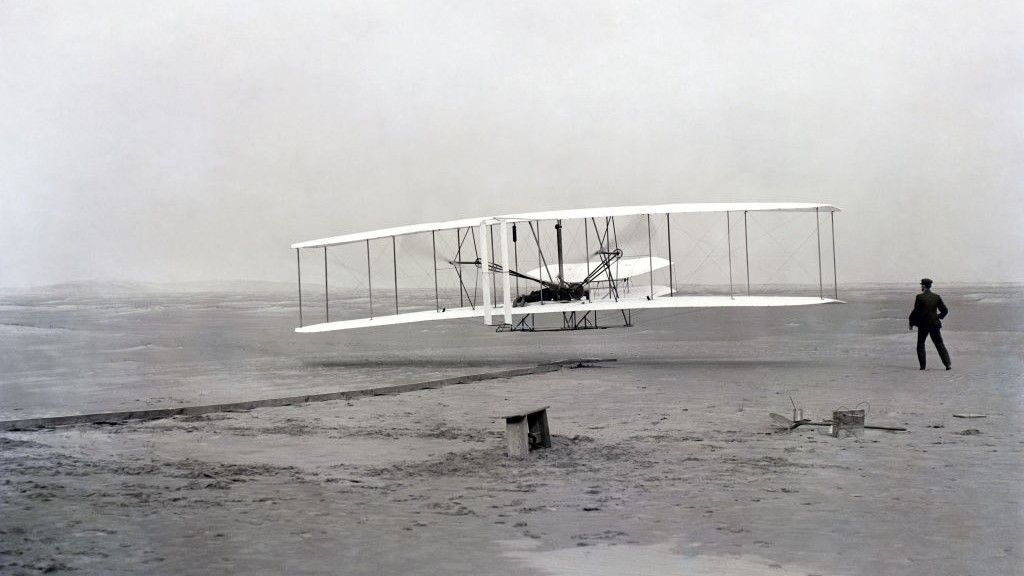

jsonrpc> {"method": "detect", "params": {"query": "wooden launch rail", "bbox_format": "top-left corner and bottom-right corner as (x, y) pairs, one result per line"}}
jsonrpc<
(0, 358), (615, 431)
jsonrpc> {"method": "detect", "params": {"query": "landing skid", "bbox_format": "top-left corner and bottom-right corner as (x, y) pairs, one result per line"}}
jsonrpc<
(498, 314), (537, 332)
(496, 309), (633, 332)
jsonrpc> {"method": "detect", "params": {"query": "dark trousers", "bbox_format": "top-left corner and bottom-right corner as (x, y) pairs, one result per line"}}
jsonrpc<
(917, 326), (951, 369)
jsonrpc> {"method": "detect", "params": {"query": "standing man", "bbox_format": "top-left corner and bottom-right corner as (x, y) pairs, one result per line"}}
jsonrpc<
(909, 278), (951, 370)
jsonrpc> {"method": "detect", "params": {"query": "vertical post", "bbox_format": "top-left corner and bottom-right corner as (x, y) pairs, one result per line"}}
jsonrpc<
(646, 214), (654, 299)
(392, 236), (399, 315)
(584, 221), (590, 276)
(480, 223), (492, 325)
(431, 230), (439, 312)
(456, 228), (463, 308)
(726, 212), (734, 299)
(831, 211), (839, 300)
(815, 208), (823, 299)
(666, 213), (674, 295)
(555, 220), (564, 284)
(500, 220), (512, 325)
(296, 248), (303, 327)
(366, 240), (373, 320)
(513, 224), (520, 297)
(489, 225), (497, 304)
(743, 211), (750, 296)
(324, 246), (329, 322)
(537, 220), (543, 304)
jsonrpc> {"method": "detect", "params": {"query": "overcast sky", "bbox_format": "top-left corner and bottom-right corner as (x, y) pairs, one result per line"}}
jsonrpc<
(2, 1), (1021, 288)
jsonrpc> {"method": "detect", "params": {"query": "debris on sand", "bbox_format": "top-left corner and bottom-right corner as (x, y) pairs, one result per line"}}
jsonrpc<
(958, 429), (982, 436)
(830, 409), (865, 437)
(769, 412), (906, 433)
(953, 414), (987, 419)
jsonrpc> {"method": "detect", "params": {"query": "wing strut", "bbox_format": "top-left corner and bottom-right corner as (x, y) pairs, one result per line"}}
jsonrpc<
(489, 225), (497, 305)
(513, 224), (520, 298)
(392, 236), (399, 314)
(296, 248), (303, 327)
(555, 220), (565, 283)
(815, 207), (823, 299)
(611, 217), (620, 281)
(744, 211), (751, 296)
(431, 230), (439, 312)
(646, 214), (654, 300)
(666, 213), (674, 295)
(499, 220), (512, 324)
(479, 223), (492, 325)
(324, 246), (329, 322)
(831, 211), (839, 300)
(455, 228), (464, 308)
(536, 220), (543, 304)
(469, 227), (481, 306)
(584, 222), (590, 276)
(727, 212), (734, 299)
(366, 240), (373, 320)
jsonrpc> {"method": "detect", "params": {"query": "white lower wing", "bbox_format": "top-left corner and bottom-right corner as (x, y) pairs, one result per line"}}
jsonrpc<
(295, 295), (843, 333)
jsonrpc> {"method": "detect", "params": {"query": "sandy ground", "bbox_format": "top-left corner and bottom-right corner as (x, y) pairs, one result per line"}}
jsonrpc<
(1, 284), (1022, 575)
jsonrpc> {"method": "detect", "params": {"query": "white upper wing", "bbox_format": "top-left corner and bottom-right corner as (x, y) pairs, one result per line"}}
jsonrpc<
(291, 202), (839, 249)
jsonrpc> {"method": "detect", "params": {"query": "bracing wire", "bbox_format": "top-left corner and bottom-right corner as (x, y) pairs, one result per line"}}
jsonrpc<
(754, 226), (819, 293)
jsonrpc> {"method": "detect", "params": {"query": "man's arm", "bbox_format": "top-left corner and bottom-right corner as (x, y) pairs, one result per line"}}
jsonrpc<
(937, 296), (948, 320)
(909, 295), (922, 329)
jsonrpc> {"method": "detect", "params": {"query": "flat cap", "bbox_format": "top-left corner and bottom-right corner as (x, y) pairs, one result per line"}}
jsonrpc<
(920, 278), (933, 287)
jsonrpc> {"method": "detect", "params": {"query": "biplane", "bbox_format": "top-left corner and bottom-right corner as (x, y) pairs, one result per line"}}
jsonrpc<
(291, 203), (842, 333)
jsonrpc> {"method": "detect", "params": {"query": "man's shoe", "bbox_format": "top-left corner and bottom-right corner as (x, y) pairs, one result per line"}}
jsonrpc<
(945, 366), (952, 370)
(919, 367), (926, 370)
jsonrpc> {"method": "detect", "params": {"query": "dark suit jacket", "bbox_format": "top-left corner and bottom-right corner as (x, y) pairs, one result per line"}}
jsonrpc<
(909, 290), (948, 329)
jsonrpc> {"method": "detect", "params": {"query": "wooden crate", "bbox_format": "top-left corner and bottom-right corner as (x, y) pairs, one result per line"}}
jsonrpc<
(503, 406), (551, 458)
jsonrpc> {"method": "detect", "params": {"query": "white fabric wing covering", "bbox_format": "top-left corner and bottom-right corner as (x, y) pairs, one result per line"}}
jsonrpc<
(295, 296), (843, 333)
(292, 202), (839, 249)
